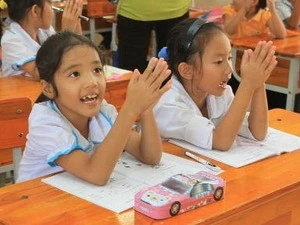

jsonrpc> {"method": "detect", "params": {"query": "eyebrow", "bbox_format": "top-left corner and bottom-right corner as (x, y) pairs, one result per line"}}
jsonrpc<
(61, 60), (102, 73)
(213, 50), (232, 57)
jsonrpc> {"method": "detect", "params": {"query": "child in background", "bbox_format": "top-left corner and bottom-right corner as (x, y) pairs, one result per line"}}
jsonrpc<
(17, 31), (171, 184)
(222, 0), (286, 39)
(275, 0), (300, 29)
(1, 0), (83, 80)
(154, 18), (277, 151)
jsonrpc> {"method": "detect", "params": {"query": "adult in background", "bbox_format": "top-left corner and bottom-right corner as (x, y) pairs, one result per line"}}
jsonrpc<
(116, 0), (190, 72)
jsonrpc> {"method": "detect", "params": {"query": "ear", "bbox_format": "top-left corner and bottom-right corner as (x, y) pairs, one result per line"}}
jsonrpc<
(31, 4), (42, 18)
(178, 62), (193, 80)
(40, 80), (55, 99)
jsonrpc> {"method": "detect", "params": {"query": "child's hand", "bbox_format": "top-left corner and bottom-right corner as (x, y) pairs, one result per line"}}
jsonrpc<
(124, 57), (172, 118)
(61, 0), (83, 33)
(240, 41), (277, 89)
(266, 0), (276, 12)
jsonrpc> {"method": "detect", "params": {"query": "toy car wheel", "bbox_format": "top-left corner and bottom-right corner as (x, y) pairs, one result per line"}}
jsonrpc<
(169, 201), (181, 216)
(213, 187), (223, 201)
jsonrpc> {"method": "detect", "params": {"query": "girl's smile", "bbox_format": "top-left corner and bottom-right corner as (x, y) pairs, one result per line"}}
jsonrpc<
(80, 93), (100, 105)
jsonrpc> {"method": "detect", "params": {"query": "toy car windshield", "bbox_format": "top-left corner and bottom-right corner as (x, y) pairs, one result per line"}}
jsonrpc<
(160, 177), (192, 194)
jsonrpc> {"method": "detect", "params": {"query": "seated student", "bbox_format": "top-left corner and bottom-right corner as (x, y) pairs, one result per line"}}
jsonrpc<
(222, 0), (286, 39)
(1, 0), (83, 80)
(17, 31), (172, 184)
(154, 18), (277, 151)
(275, 0), (300, 29)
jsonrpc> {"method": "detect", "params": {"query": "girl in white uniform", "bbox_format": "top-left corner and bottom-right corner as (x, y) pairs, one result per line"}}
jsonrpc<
(154, 18), (277, 151)
(1, 0), (83, 79)
(17, 31), (172, 184)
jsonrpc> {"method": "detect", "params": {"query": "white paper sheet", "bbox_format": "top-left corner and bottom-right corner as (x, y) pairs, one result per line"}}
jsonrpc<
(169, 128), (300, 168)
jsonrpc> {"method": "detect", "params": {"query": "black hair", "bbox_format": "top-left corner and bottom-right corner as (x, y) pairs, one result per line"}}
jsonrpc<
(4, 0), (45, 23)
(35, 31), (104, 103)
(257, 0), (267, 12)
(166, 18), (225, 83)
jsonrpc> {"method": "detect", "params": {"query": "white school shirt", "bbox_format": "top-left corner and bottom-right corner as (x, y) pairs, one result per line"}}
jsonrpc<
(153, 75), (254, 150)
(17, 100), (118, 183)
(275, 0), (293, 22)
(1, 22), (55, 77)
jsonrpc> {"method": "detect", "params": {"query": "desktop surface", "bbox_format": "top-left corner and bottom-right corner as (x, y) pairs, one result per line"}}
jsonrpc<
(0, 109), (299, 224)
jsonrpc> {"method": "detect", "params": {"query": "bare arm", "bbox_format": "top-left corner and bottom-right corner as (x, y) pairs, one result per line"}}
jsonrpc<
(248, 84), (269, 140)
(267, 0), (287, 38)
(21, 61), (39, 80)
(212, 41), (277, 151)
(56, 58), (171, 185)
(285, 1), (300, 29)
(223, 6), (247, 36)
(124, 59), (172, 165)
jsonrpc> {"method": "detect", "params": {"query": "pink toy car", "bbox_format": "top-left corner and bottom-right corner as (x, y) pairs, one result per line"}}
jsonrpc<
(134, 171), (225, 220)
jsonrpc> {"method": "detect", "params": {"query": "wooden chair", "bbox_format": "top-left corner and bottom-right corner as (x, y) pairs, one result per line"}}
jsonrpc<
(0, 97), (32, 183)
(86, 0), (116, 42)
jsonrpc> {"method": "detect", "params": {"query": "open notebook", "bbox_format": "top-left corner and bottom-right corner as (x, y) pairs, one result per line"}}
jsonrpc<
(169, 127), (300, 168)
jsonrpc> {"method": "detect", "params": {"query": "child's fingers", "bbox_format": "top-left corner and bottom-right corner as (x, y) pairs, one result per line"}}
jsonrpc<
(155, 68), (171, 89)
(264, 56), (277, 79)
(143, 58), (169, 86)
(261, 46), (276, 71)
(64, 0), (72, 13)
(251, 41), (264, 62)
(240, 49), (251, 68)
(149, 60), (169, 84)
(158, 79), (172, 94)
(74, 0), (83, 16)
(128, 69), (140, 86)
(143, 57), (159, 80)
(253, 41), (273, 64)
(64, 0), (80, 16)
(149, 79), (172, 107)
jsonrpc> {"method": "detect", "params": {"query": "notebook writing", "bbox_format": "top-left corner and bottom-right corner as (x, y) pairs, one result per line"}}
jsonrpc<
(169, 127), (300, 168)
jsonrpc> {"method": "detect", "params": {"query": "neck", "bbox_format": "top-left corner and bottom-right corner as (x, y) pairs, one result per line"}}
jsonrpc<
(183, 81), (208, 116)
(19, 20), (39, 43)
(72, 118), (90, 139)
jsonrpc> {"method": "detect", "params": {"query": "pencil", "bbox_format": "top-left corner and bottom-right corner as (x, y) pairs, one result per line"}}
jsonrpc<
(52, 6), (89, 21)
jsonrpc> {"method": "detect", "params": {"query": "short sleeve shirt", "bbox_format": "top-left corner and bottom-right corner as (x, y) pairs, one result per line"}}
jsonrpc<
(1, 22), (55, 76)
(275, 0), (293, 26)
(223, 5), (271, 39)
(17, 100), (118, 183)
(153, 75), (254, 150)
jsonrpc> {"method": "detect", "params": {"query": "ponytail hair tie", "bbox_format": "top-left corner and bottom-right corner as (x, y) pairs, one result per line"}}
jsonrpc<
(158, 47), (169, 60)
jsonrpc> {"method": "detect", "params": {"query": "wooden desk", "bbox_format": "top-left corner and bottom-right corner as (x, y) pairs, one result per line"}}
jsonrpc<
(0, 109), (299, 225)
(0, 76), (40, 104)
(231, 32), (300, 111)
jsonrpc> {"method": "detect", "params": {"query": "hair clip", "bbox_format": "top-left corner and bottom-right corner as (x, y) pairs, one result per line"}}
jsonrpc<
(181, 18), (208, 59)
(158, 47), (169, 60)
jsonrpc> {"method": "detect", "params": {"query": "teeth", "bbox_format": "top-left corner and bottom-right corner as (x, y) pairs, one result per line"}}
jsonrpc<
(81, 94), (98, 102)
